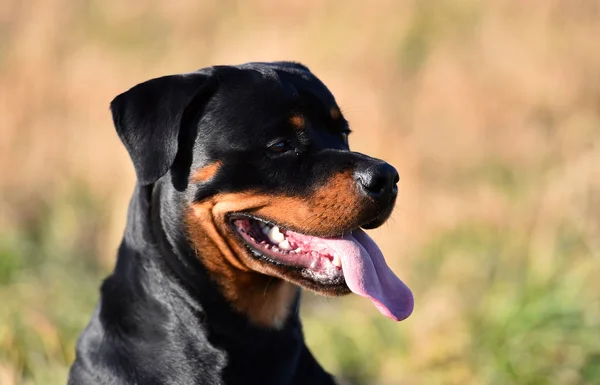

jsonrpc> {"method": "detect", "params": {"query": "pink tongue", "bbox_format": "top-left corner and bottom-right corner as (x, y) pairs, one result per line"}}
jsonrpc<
(288, 229), (414, 321)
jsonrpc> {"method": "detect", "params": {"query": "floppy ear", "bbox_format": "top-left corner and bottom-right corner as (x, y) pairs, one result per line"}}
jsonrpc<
(111, 72), (216, 185)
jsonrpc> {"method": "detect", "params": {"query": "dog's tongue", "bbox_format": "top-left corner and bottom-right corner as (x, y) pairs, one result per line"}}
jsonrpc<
(335, 229), (414, 321)
(287, 229), (413, 321)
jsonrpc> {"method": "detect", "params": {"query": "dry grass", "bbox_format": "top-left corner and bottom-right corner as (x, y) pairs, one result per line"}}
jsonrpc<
(1, 0), (599, 384)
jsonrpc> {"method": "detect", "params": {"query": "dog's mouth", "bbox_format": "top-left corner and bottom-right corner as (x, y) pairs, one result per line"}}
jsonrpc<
(233, 216), (345, 280)
(231, 215), (414, 321)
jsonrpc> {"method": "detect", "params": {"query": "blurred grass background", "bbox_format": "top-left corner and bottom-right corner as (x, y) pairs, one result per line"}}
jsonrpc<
(1, 0), (600, 384)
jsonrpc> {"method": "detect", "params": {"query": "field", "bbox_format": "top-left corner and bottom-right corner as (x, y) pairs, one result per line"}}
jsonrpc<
(1, 1), (599, 384)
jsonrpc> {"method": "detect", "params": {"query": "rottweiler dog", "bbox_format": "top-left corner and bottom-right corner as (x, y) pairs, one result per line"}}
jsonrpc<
(68, 62), (414, 385)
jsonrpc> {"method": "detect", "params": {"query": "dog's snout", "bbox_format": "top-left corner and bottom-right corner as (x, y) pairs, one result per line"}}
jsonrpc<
(355, 163), (399, 200)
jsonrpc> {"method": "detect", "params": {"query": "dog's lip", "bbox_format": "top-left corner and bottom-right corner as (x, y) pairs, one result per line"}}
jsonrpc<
(227, 213), (354, 238)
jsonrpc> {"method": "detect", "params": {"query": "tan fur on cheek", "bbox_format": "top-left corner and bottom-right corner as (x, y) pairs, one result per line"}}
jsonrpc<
(184, 172), (363, 328)
(186, 196), (297, 328)
(252, 172), (361, 235)
(190, 203), (248, 271)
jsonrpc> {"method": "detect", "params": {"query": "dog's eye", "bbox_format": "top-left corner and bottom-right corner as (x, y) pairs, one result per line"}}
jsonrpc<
(341, 131), (350, 145)
(267, 139), (293, 154)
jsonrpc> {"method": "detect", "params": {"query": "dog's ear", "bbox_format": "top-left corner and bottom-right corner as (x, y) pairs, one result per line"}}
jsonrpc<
(111, 72), (216, 185)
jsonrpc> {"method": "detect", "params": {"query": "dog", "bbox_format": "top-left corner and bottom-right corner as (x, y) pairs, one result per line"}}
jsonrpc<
(68, 62), (414, 385)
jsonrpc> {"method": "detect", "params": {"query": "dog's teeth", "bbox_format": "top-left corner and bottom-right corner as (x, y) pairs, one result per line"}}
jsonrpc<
(331, 254), (342, 268)
(262, 225), (270, 235)
(278, 239), (291, 250)
(268, 226), (285, 243)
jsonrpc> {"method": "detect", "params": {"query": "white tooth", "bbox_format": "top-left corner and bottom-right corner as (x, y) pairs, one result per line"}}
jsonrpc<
(278, 239), (291, 250)
(332, 254), (342, 268)
(268, 226), (285, 243)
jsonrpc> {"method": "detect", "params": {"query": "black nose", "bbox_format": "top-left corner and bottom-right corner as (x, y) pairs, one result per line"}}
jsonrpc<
(355, 163), (399, 200)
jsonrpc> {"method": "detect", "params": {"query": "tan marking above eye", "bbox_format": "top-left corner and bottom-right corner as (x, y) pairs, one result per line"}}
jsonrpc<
(330, 107), (341, 120)
(289, 114), (305, 129)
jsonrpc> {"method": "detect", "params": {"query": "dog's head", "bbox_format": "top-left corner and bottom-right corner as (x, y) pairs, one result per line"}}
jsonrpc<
(111, 62), (413, 327)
